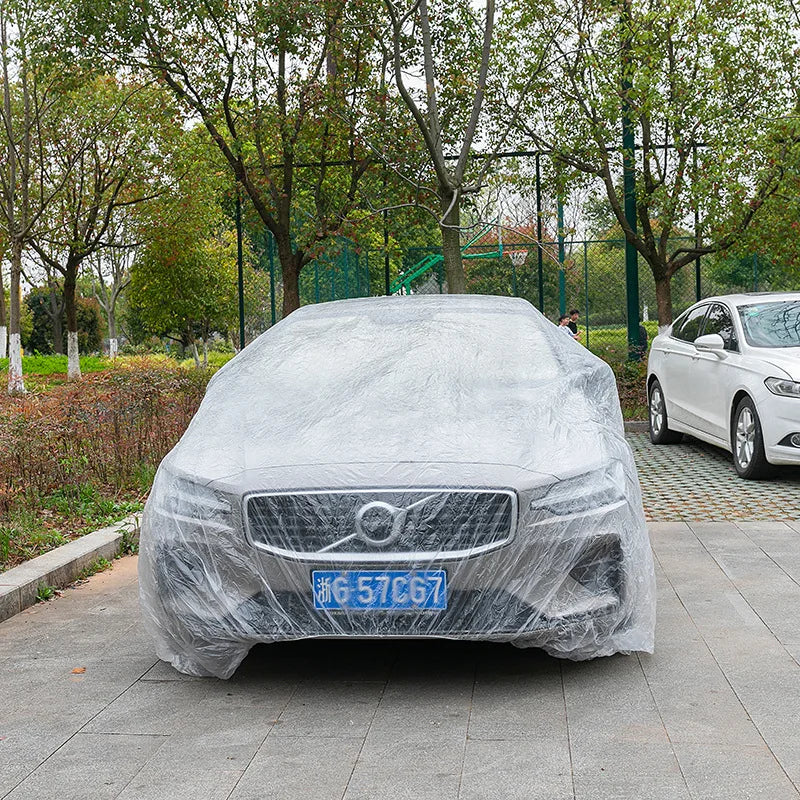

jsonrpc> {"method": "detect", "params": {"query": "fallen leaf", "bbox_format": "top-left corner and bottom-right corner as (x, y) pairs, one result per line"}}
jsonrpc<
(71, 667), (86, 674)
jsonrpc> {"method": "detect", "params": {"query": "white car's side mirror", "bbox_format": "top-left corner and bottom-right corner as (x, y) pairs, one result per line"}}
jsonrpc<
(694, 333), (726, 354)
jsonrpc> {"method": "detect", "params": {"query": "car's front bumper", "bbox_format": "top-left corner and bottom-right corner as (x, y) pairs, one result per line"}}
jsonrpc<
(140, 489), (653, 678)
(756, 391), (800, 465)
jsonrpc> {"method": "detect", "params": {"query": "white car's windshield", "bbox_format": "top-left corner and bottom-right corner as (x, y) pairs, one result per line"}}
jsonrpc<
(738, 301), (800, 348)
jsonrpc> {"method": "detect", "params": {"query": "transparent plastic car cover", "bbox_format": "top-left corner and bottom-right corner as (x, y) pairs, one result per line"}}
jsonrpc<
(139, 295), (656, 678)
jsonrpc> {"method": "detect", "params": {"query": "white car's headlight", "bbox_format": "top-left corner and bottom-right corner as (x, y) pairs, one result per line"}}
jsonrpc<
(765, 377), (800, 398)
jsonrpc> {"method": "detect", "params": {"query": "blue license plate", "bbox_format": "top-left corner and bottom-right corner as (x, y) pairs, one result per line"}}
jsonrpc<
(312, 570), (447, 611)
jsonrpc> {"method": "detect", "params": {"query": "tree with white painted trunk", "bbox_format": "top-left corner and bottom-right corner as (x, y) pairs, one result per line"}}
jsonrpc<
(90, 218), (136, 359)
(30, 76), (177, 380)
(0, 252), (7, 359)
(0, 0), (84, 393)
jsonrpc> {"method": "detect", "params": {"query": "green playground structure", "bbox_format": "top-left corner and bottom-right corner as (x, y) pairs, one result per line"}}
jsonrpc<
(389, 223), (503, 294)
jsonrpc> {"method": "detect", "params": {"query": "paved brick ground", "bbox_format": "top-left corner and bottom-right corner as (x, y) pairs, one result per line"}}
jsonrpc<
(628, 432), (800, 521)
(3, 521), (800, 800)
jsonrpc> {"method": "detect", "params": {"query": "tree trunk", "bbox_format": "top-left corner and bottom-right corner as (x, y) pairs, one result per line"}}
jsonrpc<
(0, 260), (6, 359)
(278, 236), (301, 317)
(49, 283), (64, 355)
(654, 273), (673, 334)
(440, 190), (466, 293)
(63, 262), (81, 381)
(7, 238), (24, 394)
(202, 337), (208, 368)
(191, 340), (200, 368)
(107, 308), (117, 359)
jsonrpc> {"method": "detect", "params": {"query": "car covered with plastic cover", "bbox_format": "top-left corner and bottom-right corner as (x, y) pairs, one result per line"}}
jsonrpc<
(139, 295), (656, 678)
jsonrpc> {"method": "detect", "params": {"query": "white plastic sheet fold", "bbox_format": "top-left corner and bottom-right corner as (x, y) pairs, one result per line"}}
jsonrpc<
(139, 295), (656, 678)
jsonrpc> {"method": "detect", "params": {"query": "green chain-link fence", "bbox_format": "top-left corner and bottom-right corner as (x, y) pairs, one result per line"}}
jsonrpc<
(242, 229), (783, 358)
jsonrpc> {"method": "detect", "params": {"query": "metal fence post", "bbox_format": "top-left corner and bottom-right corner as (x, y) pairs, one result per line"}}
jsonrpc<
(536, 153), (544, 313)
(236, 190), (245, 349)
(383, 165), (391, 295)
(694, 144), (702, 302)
(584, 240), (590, 350)
(622, 0), (641, 361)
(557, 198), (566, 316)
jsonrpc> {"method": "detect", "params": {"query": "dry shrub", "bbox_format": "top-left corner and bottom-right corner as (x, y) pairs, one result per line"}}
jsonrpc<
(0, 358), (210, 513)
(608, 358), (648, 420)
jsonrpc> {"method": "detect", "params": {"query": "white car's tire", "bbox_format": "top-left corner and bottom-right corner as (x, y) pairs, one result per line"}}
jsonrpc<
(648, 379), (683, 445)
(731, 397), (773, 480)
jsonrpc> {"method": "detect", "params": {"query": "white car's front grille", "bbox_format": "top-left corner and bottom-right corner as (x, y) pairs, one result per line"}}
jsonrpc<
(244, 488), (517, 562)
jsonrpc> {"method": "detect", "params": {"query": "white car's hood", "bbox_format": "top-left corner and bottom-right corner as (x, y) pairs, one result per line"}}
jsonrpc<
(749, 347), (800, 381)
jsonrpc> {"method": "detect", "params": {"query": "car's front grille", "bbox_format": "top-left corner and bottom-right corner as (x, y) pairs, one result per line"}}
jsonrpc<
(245, 488), (517, 561)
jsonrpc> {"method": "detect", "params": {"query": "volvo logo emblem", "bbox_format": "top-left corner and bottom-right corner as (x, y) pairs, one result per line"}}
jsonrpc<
(353, 495), (439, 548)
(355, 501), (405, 547)
(315, 494), (441, 554)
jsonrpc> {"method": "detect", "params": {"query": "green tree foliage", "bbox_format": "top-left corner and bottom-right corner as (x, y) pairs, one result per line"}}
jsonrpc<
(72, 0), (380, 317)
(23, 288), (101, 353)
(127, 142), (238, 353)
(509, 0), (800, 326)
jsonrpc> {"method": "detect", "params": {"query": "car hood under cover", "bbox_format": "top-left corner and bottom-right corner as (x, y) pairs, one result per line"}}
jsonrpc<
(169, 297), (620, 483)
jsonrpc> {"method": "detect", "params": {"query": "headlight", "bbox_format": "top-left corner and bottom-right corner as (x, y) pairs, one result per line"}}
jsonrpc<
(153, 469), (233, 523)
(765, 377), (800, 398)
(531, 462), (627, 517)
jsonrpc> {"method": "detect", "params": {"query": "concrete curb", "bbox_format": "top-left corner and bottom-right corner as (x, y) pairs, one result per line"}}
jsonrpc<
(624, 420), (648, 433)
(0, 514), (140, 624)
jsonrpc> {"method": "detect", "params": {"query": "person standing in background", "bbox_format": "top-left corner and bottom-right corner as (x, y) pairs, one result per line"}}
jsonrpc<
(568, 309), (582, 340)
(558, 314), (578, 338)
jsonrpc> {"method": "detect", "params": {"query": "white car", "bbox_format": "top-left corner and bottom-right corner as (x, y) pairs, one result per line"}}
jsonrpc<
(647, 292), (800, 479)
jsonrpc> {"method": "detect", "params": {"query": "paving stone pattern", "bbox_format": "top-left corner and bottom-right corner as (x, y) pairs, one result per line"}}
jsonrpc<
(3, 521), (800, 800)
(628, 432), (800, 521)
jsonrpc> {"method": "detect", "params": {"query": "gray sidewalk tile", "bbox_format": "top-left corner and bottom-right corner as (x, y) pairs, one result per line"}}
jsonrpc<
(0, 654), (156, 735)
(0, 730), (73, 799)
(140, 684), (297, 772)
(229, 735), (363, 800)
(563, 656), (671, 747)
(270, 679), (385, 739)
(2, 732), (165, 800)
(673, 742), (800, 800)
(116, 767), (244, 800)
(81, 679), (214, 736)
(458, 738), (573, 800)
(343, 736), (463, 800)
(368, 674), (473, 740)
(468, 664), (565, 741)
(571, 741), (690, 800)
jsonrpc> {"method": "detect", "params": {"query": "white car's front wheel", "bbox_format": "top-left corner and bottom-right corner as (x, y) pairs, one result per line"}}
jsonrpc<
(649, 379), (683, 445)
(732, 397), (773, 480)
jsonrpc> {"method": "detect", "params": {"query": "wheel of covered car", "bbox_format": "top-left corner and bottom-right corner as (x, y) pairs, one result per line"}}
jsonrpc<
(732, 397), (772, 480)
(648, 379), (683, 445)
